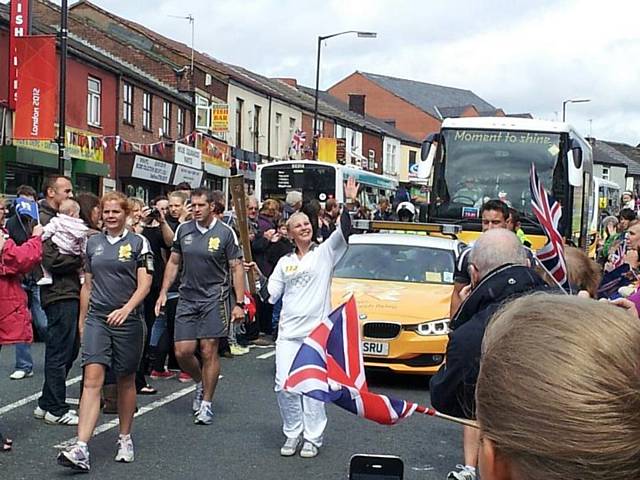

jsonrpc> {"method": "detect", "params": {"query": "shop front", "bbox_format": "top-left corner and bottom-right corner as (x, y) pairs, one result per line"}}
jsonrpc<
(1, 125), (110, 195)
(199, 135), (230, 193)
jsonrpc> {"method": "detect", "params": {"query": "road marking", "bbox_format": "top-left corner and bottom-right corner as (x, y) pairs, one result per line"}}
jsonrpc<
(54, 375), (223, 449)
(0, 375), (82, 416)
(256, 349), (276, 359)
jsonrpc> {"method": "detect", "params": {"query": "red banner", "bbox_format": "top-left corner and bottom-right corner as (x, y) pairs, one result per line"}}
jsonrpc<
(9, 0), (30, 110)
(13, 36), (58, 140)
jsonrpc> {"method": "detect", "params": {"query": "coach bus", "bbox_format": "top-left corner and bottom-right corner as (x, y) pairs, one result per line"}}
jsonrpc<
(255, 160), (398, 210)
(416, 117), (594, 250)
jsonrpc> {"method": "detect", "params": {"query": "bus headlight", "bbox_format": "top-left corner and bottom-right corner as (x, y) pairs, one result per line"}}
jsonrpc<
(406, 319), (450, 336)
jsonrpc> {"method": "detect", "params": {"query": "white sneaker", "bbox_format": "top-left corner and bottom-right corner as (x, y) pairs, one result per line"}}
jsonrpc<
(447, 465), (477, 480)
(115, 436), (135, 463)
(280, 436), (301, 456)
(299, 441), (319, 458)
(229, 343), (250, 356)
(33, 405), (47, 419)
(45, 410), (79, 425)
(9, 369), (33, 380)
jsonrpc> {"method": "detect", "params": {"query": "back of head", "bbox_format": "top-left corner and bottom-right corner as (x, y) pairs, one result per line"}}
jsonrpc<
(564, 246), (601, 297)
(59, 198), (80, 217)
(286, 190), (302, 207)
(470, 228), (527, 277)
(477, 294), (640, 480)
(76, 192), (100, 230)
(619, 208), (636, 222)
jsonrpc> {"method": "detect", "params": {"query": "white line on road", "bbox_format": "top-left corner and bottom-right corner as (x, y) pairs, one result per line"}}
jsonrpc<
(0, 375), (83, 416)
(256, 349), (276, 359)
(54, 374), (223, 450)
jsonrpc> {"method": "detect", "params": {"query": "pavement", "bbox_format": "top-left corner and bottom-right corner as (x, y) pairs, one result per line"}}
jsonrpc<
(0, 342), (462, 480)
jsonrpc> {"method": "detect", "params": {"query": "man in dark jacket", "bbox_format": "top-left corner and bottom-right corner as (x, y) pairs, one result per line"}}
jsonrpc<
(431, 228), (551, 480)
(33, 175), (81, 426)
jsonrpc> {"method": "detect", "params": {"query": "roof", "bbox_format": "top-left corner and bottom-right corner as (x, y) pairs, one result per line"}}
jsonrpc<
(601, 141), (640, 176)
(359, 72), (497, 119)
(591, 140), (628, 168)
(348, 233), (459, 251)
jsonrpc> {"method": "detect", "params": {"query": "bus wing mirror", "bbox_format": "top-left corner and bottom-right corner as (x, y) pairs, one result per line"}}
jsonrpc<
(568, 139), (584, 187)
(418, 133), (440, 179)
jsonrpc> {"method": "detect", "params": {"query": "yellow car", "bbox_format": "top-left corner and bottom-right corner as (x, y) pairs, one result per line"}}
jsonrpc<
(331, 233), (460, 375)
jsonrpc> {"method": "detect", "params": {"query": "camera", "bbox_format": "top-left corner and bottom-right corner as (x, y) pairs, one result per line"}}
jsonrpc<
(148, 207), (161, 220)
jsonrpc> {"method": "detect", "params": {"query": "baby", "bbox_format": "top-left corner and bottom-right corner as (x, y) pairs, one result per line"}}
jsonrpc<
(39, 199), (89, 285)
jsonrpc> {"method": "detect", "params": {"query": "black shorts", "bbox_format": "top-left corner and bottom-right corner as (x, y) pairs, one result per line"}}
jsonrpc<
(174, 298), (229, 341)
(81, 312), (146, 376)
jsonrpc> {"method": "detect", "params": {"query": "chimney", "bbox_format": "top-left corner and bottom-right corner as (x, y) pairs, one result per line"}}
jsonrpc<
(348, 94), (366, 116)
(275, 78), (298, 88)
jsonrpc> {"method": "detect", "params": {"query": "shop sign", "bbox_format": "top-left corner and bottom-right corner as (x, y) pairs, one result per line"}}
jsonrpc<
(174, 142), (202, 169)
(13, 126), (105, 163)
(131, 155), (173, 184)
(199, 136), (231, 170)
(173, 165), (203, 188)
(211, 104), (229, 133)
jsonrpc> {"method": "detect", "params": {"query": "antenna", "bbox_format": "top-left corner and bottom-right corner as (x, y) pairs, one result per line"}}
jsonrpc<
(168, 14), (195, 78)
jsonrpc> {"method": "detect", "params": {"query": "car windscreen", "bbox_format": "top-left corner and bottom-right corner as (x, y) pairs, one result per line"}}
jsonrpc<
(334, 243), (455, 284)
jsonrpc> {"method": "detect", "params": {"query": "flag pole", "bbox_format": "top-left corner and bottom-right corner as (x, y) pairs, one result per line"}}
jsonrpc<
(417, 405), (479, 428)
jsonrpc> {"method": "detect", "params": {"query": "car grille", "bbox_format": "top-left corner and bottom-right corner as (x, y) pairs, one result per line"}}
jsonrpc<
(363, 322), (401, 339)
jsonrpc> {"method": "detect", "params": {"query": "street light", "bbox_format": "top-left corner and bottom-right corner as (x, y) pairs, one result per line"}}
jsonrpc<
(562, 98), (590, 122)
(312, 30), (377, 160)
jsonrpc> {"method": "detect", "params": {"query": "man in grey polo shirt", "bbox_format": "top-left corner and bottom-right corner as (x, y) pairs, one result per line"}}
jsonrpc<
(156, 188), (245, 425)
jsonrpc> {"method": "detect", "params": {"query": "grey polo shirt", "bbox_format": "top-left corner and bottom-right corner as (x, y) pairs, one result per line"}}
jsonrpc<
(85, 230), (151, 315)
(172, 218), (242, 301)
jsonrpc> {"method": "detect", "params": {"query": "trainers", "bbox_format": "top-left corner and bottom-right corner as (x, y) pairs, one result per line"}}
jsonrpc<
(33, 405), (46, 419)
(192, 382), (204, 413)
(57, 443), (90, 471)
(230, 344), (250, 356)
(447, 465), (477, 480)
(114, 436), (135, 463)
(280, 436), (301, 456)
(299, 441), (319, 458)
(9, 369), (33, 380)
(150, 369), (176, 380)
(194, 404), (214, 425)
(250, 336), (275, 348)
(178, 372), (193, 383)
(45, 410), (79, 425)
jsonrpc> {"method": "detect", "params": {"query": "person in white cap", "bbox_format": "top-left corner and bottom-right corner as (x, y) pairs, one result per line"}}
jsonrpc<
(283, 191), (303, 220)
(396, 201), (416, 222)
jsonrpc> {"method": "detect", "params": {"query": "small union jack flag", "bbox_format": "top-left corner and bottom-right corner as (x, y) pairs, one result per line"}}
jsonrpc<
(529, 163), (569, 290)
(609, 234), (628, 270)
(284, 296), (433, 425)
(290, 128), (306, 153)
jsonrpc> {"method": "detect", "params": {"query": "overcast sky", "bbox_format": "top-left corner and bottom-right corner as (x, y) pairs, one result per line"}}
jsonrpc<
(64, 0), (640, 144)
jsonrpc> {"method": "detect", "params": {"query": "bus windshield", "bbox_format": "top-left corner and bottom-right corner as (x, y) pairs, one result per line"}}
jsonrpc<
(433, 129), (564, 223)
(259, 163), (337, 203)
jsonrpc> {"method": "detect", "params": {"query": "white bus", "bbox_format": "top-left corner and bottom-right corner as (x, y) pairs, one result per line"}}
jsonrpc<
(255, 161), (398, 209)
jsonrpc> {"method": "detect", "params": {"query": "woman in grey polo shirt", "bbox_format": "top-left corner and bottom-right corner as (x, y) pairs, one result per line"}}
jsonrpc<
(57, 192), (152, 472)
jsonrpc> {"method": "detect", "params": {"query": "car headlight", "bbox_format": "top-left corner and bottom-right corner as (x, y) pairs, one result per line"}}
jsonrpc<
(406, 319), (450, 336)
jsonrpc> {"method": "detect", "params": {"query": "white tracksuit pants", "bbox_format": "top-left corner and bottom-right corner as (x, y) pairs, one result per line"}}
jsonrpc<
(274, 338), (327, 447)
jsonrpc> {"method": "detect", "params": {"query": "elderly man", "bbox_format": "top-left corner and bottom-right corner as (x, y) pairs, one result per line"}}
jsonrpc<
(431, 228), (551, 480)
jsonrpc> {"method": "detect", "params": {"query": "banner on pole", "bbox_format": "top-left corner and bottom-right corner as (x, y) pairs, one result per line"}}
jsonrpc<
(13, 36), (58, 140)
(9, 0), (30, 110)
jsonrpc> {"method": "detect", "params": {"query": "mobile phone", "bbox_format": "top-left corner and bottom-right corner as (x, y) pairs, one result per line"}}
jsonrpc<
(349, 454), (403, 480)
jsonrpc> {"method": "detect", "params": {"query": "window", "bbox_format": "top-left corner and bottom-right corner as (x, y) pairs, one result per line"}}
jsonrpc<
(336, 124), (346, 139)
(366, 149), (375, 170)
(602, 167), (610, 181)
(122, 82), (133, 124)
(409, 150), (417, 169)
(289, 117), (296, 139)
(87, 77), (101, 126)
(195, 95), (210, 131)
(315, 119), (324, 137)
(177, 108), (185, 138)
(274, 113), (282, 157)
(162, 100), (171, 137)
(143, 92), (152, 130)
(253, 105), (261, 152)
(235, 98), (244, 148)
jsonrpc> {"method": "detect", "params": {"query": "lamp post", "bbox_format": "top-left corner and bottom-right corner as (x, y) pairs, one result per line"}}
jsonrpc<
(312, 30), (376, 160)
(561, 98), (590, 123)
(57, 0), (68, 174)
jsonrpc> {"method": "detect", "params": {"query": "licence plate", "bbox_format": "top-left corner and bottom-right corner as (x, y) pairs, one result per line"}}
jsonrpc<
(362, 341), (389, 356)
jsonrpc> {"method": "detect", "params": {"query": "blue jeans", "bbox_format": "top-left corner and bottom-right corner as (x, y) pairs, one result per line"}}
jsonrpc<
(14, 285), (48, 372)
(37, 299), (79, 417)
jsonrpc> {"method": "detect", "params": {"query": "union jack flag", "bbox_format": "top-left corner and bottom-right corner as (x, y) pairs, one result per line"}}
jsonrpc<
(608, 233), (628, 270)
(529, 163), (569, 290)
(290, 128), (306, 152)
(284, 296), (433, 425)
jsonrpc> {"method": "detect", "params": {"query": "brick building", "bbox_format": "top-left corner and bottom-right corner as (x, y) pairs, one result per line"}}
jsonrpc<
(328, 71), (503, 142)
